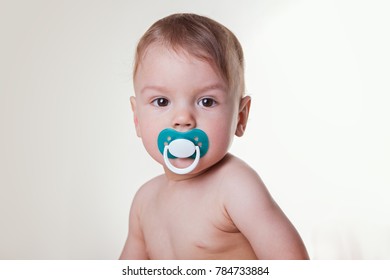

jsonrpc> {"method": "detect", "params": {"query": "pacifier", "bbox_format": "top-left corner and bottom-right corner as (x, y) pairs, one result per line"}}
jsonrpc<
(157, 128), (209, 175)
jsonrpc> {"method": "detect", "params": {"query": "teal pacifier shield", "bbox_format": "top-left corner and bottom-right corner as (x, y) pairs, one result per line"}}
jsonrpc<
(157, 128), (209, 159)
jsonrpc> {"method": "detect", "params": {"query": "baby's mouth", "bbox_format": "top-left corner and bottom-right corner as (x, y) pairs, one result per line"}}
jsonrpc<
(157, 128), (209, 175)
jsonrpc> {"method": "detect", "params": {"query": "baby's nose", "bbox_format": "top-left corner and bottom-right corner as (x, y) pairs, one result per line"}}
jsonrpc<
(172, 107), (196, 131)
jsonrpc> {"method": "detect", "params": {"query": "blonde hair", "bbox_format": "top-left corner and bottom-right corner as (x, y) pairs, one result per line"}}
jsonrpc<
(133, 13), (245, 98)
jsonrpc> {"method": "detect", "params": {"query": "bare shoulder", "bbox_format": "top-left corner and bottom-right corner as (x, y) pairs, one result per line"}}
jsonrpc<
(218, 154), (263, 181)
(218, 154), (309, 259)
(218, 154), (271, 203)
(219, 154), (280, 220)
(131, 175), (165, 211)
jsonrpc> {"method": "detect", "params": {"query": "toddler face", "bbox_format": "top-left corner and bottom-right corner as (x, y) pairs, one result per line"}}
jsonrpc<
(131, 44), (242, 179)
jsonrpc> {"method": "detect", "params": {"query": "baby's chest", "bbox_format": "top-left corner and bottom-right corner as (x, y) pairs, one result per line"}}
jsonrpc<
(141, 194), (236, 259)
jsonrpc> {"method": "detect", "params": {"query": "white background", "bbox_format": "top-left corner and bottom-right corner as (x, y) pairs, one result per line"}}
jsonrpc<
(1, 0), (389, 259)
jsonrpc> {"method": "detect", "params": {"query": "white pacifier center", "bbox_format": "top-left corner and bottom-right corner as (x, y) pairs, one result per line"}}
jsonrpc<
(163, 139), (200, 175)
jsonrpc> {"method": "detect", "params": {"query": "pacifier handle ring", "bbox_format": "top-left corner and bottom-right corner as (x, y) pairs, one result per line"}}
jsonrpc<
(163, 145), (200, 175)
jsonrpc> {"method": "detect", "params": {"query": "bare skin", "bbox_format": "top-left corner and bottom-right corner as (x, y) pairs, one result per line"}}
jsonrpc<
(120, 154), (309, 259)
(120, 44), (309, 260)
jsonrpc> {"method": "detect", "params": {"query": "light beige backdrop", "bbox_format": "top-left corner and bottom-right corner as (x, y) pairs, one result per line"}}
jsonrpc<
(1, 0), (389, 259)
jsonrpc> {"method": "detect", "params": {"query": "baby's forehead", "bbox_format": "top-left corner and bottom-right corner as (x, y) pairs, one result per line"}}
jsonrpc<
(141, 43), (215, 68)
(136, 43), (224, 81)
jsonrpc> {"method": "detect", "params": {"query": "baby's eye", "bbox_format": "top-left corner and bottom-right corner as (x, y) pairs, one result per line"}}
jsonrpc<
(152, 98), (170, 107)
(198, 98), (217, 108)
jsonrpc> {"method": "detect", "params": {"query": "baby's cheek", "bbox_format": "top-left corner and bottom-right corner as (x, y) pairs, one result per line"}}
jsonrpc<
(209, 128), (232, 148)
(140, 133), (161, 159)
(206, 135), (231, 161)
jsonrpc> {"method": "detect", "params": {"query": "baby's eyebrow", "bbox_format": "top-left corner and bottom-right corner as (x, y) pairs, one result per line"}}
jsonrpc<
(140, 83), (227, 95)
(140, 85), (170, 94)
(196, 83), (227, 94)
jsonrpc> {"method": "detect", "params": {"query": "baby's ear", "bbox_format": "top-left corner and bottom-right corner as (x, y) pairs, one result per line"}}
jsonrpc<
(130, 96), (141, 137)
(235, 96), (251, 137)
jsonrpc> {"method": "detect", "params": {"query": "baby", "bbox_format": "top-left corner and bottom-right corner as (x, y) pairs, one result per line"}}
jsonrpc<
(120, 13), (309, 260)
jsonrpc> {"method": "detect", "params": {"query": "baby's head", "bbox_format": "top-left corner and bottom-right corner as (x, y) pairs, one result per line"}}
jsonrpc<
(133, 13), (245, 100)
(131, 14), (250, 178)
